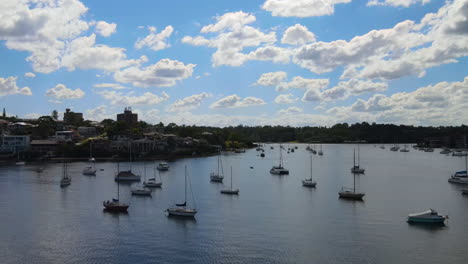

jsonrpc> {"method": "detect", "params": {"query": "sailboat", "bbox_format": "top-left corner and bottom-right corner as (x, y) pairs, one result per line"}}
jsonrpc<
(221, 166), (239, 195)
(350, 147), (365, 174)
(103, 165), (129, 212)
(270, 144), (289, 175)
(82, 141), (96, 175)
(318, 144), (323, 156)
(339, 171), (365, 200)
(60, 161), (71, 187)
(114, 142), (141, 182)
(302, 155), (317, 187)
(144, 161), (162, 187)
(210, 151), (224, 182)
(167, 166), (197, 217)
(131, 162), (152, 196)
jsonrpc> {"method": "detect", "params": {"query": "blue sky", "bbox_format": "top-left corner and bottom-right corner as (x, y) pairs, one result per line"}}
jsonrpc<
(0, 0), (467, 126)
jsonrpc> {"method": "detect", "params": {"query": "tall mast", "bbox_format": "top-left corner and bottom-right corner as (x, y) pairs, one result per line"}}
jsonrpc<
(310, 155), (313, 181)
(353, 172), (356, 193)
(357, 144), (360, 166)
(279, 145), (283, 167)
(117, 176), (120, 201)
(353, 148), (356, 167)
(184, 165), (187, 206)
(217, 151), (220, 175)
(230, 166), (233, 190)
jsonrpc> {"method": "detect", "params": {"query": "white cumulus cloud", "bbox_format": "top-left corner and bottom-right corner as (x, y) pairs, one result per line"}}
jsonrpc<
(262, 0), (352, 17)
(277, 106), (303, 115)
(114, 59), (196, 88)
(45, 84), (84, 99)
(95, 21), (117, 37)
(135, 25), (174, 51)
(98, 90), (169, 105)
(167, 92), (212, 112)
(210, 94), (266, 108)
(367, 0), (431, 7)
(0, 76), (32, 96)
(281, 24), (316, 45)
(182, 11), (278, 67)
(274, 94), (297, 104)
(24, 72), (36, 78)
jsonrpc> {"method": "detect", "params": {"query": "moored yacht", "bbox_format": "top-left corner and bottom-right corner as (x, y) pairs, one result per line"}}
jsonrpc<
(270, 145), (289, 175)
(167, 166), (197, 217)
(407, 209), (447, 224)
(157, 162), (169, 171)
(210, 151), (224, 182)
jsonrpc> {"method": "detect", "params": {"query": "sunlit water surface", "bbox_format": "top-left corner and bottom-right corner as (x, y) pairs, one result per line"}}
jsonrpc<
(1, 144), (467, 263)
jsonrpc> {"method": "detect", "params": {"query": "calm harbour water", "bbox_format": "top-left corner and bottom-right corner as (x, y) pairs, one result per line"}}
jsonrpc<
(1, 144), (467, 264)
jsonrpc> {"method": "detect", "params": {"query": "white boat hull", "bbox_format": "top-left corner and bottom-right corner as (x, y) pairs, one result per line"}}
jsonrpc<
(448, 177), (468, 184)
(407, 210), (447, 224)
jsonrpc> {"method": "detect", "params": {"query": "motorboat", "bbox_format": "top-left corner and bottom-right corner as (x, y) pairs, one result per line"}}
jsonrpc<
(82, 166), (96, 176)
(462, 189), (468, 195)
(424, 148), (434, 152)
(157, 162), (169, 171)
(407, 209), (447, 224)
(453, 151), (468, 156)
(448, 176), (468, 184)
